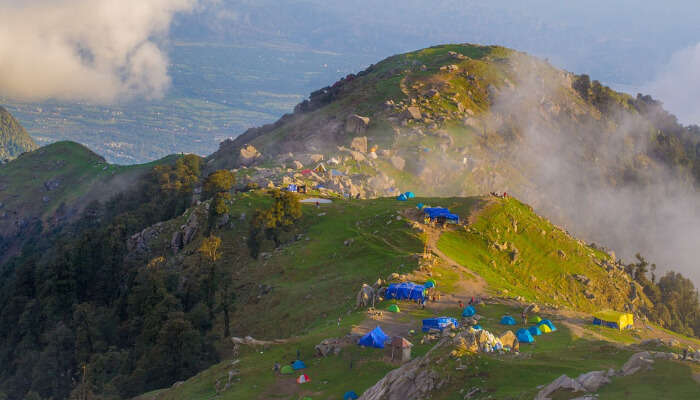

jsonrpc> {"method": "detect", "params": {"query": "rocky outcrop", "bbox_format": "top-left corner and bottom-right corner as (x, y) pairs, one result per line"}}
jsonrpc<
(359, 347), (444, 400)
(128, 222), (165, 255)
(239, 144), (261, 166)
(390, 155), (405, 171)
(171, 211), (199, 253)
(346, 114), (370, 135)
(404, 106), (422, 120)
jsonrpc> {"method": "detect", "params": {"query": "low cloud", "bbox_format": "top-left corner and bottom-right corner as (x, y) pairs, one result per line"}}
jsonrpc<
(646, 42), (700, 125)
(0, 0), (197, 103)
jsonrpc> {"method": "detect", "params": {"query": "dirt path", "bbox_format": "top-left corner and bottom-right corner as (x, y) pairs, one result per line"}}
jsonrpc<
(351, 302), (424, 337)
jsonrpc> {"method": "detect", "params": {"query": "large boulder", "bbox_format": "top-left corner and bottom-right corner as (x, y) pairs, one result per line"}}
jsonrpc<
(535, 375), (585, 400)
(499, 331), (519, 351)
(346, 114), (370, 135)
(359, 350), (444, 400)
(620, 352), (654, 376)
(351, 136), (368, 153)
(575, 370), (610, 392)
(239, 144), (261, 166)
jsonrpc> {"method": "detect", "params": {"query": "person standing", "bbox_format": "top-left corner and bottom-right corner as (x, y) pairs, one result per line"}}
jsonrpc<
(521, 311), (527, 326)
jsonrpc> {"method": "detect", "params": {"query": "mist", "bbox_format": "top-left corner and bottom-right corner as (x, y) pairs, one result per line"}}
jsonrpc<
(0, 0), (197, 103)
(646, 42), (700, 125)
(493, 55), (700, 284)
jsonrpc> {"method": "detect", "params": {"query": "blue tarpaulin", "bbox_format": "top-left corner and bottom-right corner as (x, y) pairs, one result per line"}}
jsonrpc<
(292, 360), (306, 370)
(358, 326), (389, 348)
(462, 305), (476, 317)
(423, 207), (459, 222)
(422, 317), (459, 332)
(385, 283), (426, 302)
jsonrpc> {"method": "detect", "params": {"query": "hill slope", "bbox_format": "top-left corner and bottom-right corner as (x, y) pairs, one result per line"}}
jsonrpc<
(127, 192), (698, 400)
(0, 105), (36, 161)
(207, 43), (700, 283)
(0, 141), (174, 262)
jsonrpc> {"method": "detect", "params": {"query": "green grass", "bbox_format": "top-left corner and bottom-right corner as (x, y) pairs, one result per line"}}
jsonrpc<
(598, 360), (700, 399)
(437, 197), (633, 312)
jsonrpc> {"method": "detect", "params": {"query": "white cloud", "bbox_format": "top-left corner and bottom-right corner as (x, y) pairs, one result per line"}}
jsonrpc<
(646, 42), (700, 125)
(0, 0), (197, 103)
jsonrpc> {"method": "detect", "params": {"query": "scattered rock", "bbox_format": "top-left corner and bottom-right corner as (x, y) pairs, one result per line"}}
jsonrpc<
(344, 238), (354, 246)
(346, 114), (370, 135)
(293, 160), (304, 169)
(310, 154), (324, 163)
(620, 352), (654, 376)
(557, 249), (567, 259)
(405, 106), (422, 120)
(535, 375), (585, 400)
(43, 178), (62, 191)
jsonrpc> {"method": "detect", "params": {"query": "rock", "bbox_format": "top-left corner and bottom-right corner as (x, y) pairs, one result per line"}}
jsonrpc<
(572, 274), (590, 285)
(239, 144), (261, 166)
(310, 154), (324, 163)
(576, 370), (610, 392)
(534, 375), (585, 400)
(359, 349), (444, 400)
(405, 106), (422, 120)
(620, 352), (654, 376)
(390, 156), (406, 171)
(499, 331), (519, 351)
(346, 114), (370, 135)
(292, 160), (304, 169)
(426, 88), (440, 98)
(557, 249), (567, 259)
(344, 238), (354, 246)
(351, 136), (368, 153)
(315, 338), (344, 357)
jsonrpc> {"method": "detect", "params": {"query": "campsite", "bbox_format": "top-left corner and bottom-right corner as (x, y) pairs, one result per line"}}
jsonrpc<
(139, 193), (700, 400)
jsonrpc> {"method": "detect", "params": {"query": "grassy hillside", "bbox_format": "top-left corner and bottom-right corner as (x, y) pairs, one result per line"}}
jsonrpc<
(0, 141), (175, 260)
(0, 105), (36, 161)
(124, 192), (698, 400)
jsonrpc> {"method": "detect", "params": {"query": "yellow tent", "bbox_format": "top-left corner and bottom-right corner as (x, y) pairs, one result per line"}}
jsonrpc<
(539, 324), (552, 333)
(593, 311), (634, 331)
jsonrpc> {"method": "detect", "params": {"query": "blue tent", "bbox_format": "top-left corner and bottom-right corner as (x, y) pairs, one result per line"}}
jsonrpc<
(397, 193), (408, 201)
(404, 191), (415, 199)
(384, 282), (426, 302)
(537, 319), (557, 332)
(423, 281), (435, 289)
(462, 305), (476, 317)
(500, 315), (517, 325)
(423, 207), (459, 222)
(344, 391), (359, 400)
(472, 324), (483, 330)
(516, 328), (535, 343)
(528, 325), (542, 336)
(417, 203), (424, 209)
(292, 360), (306, 370)
(358, 326), (389, 348)
(422, 317), (459, 332)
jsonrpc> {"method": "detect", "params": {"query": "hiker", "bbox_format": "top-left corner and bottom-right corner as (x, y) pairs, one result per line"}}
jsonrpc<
(683, 348), (688, 360)
(469, 296), (475, 306)
(521, 311), (527, 326)
(421, 297), (427, 309)
(273, 362), (280, 373)
(297, 349), (300, 359)
(337, 317), (342, 328)
(315, 201), (320, 208)
(458, 300), (464, 309)
(503, 192), (508, 198)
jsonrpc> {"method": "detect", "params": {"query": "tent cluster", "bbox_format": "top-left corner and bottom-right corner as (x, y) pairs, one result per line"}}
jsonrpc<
(396, 191), (415, 201)
(423, 207), (459, 223)
(592, 311), (634, 331)
(385, 282), (426, 302)
(499, 315), (557, 344)
(422, 317), (459, 332)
